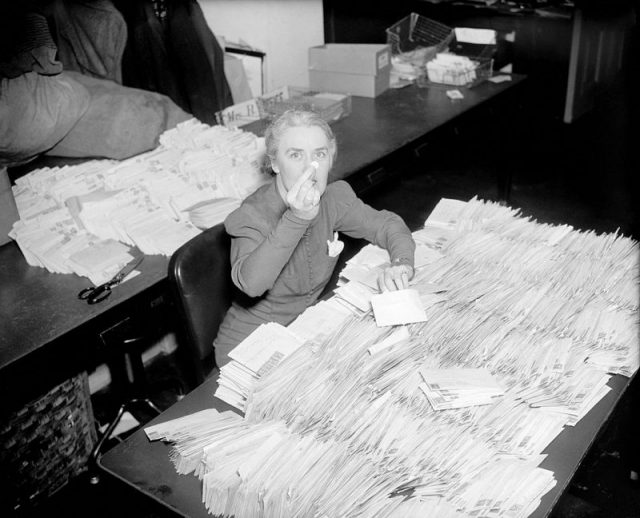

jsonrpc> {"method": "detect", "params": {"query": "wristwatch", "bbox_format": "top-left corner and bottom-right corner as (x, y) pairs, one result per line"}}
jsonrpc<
(391, 257), (412, 268)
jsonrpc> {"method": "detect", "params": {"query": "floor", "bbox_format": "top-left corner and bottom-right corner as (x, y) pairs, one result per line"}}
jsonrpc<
(12, 65), (640, 518)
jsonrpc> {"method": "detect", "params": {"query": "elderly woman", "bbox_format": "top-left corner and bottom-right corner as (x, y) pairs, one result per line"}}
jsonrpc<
(214, 109), (415, 367)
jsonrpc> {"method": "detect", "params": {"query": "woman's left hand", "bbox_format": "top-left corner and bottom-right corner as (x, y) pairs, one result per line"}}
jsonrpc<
(377, 263), (414, 292)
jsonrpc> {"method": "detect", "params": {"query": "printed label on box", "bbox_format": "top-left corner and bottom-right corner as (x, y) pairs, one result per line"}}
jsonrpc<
(378, 52), (389, 70)
(216, 99), (261, 128)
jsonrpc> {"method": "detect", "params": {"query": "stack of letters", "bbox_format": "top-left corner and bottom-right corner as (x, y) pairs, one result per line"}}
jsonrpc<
(419, 367), (505, 410)
(148, 197), (639, 517)
(9, 119), (268, 284)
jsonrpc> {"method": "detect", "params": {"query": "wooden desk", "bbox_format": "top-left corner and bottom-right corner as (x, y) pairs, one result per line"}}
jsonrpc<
(0, 76), (525, 408)
(99, 369), (631, 518)
(0, 242), (170, 409)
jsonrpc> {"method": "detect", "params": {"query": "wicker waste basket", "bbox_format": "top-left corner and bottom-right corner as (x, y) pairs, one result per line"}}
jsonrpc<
(0, 371), (97, 512)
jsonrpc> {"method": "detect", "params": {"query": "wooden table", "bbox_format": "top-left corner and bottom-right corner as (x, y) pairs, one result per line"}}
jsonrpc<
(0, 241), (171, 410)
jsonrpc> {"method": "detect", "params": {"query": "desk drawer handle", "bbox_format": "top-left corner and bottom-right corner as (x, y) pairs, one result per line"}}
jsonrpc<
(414, 142), (429, 158)
(367, 168), (387, 185)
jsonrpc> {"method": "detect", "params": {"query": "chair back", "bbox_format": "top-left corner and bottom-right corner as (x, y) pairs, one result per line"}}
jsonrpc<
(168, 223), (232, 385)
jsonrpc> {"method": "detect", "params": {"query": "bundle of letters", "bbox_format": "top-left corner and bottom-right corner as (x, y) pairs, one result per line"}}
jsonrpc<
(9, 119), (268, 284)
(147, 197), (639, 518)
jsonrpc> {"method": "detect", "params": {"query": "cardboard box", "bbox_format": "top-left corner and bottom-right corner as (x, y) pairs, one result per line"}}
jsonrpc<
(308, 44), (391, 98)
(309, 44), (391, 75)
(309, 69), (390, 98)
(0, 167), (18, 246)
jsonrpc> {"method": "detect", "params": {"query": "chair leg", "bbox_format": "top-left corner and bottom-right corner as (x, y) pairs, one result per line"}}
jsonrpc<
(89, 321), (162, 484)
(88, 397), (161, 485)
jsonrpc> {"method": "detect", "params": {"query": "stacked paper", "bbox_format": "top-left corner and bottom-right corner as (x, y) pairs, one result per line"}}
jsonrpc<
(8, 201), (136, 285)
(371, 289), (428, 326)
(9, 119), (268, 283)
(187, 198), (242, 230)
(214, 323), (305, 411)
(426, 53), (481, 86)
(424, 197), (468, 229)
(419, 367), (505, 410)
(148, 197), (638, 518)
(287, 298), (353, 344)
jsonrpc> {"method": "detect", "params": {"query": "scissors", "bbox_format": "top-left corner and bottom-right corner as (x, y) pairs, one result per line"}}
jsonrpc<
(78, 255), (144, 305)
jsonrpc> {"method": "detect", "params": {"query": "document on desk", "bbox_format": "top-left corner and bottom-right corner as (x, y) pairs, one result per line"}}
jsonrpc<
(187, 197), (242, 229)
(228, 323), (304, 376)
(144, 408), (223, 441)
(341, 247), (443, 288)
(334, 280), (377, 314)
(370, 289), (427, 327)
(419, 367), (505, 410)
(216, 323), (306, 410)
(454, 457), (556, 518)
(413, 244), (444, 268)
(488, 75), (512, 84)
(149, 196), (639, 518)
(454, 27), (497, 45)
(345, 243), (390, 268)
(9, 204), (142, 285)
(423, 197), (468, 229)
(338, 264), (381, 290)
(9, 119), (269, 283)
(215, 361), (259, 409)
(12, 183), (60, 221)
(288, 298), (353, 343)
(149, 409), (245, 475)
(412, 226), (456, 250)
(67, 239), (135, 285)
(367, 326), (411, 355)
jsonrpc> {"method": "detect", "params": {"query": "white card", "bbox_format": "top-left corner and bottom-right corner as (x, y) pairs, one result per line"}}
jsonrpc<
(370, 289), (427, 327)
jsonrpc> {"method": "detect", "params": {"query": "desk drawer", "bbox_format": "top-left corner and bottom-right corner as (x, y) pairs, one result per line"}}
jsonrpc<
(347, 165), (392, 195)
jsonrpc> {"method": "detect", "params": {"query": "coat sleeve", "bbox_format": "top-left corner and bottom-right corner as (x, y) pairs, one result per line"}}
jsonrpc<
(225, 203), (309, 298)
(330, 181), (415, 268)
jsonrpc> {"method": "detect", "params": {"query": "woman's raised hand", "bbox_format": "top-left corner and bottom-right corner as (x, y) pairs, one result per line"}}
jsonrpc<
(287, 163), (321, 220)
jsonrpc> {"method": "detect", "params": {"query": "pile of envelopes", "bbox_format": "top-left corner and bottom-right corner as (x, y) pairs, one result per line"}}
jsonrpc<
(9, 119), (268, 284)
(148, 197), (639, 517)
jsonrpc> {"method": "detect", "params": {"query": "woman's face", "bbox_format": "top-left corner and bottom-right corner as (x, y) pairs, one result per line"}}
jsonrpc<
(271, 125), (334, 195)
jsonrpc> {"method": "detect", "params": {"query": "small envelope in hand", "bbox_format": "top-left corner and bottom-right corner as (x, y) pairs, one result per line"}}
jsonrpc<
(327, 231), (344, 257)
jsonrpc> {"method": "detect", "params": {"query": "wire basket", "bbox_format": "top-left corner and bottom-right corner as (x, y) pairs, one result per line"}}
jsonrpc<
(259, 87), (352, 124)
(386, 13), (454, 61)
(0, 372), (97, 512)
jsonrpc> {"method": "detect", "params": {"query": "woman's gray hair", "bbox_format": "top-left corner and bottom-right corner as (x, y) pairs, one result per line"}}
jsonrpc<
(264, 109), (337, 163)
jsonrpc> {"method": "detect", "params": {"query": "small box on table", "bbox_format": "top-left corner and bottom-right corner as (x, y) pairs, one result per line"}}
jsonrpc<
(308, 44), (391, 98)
